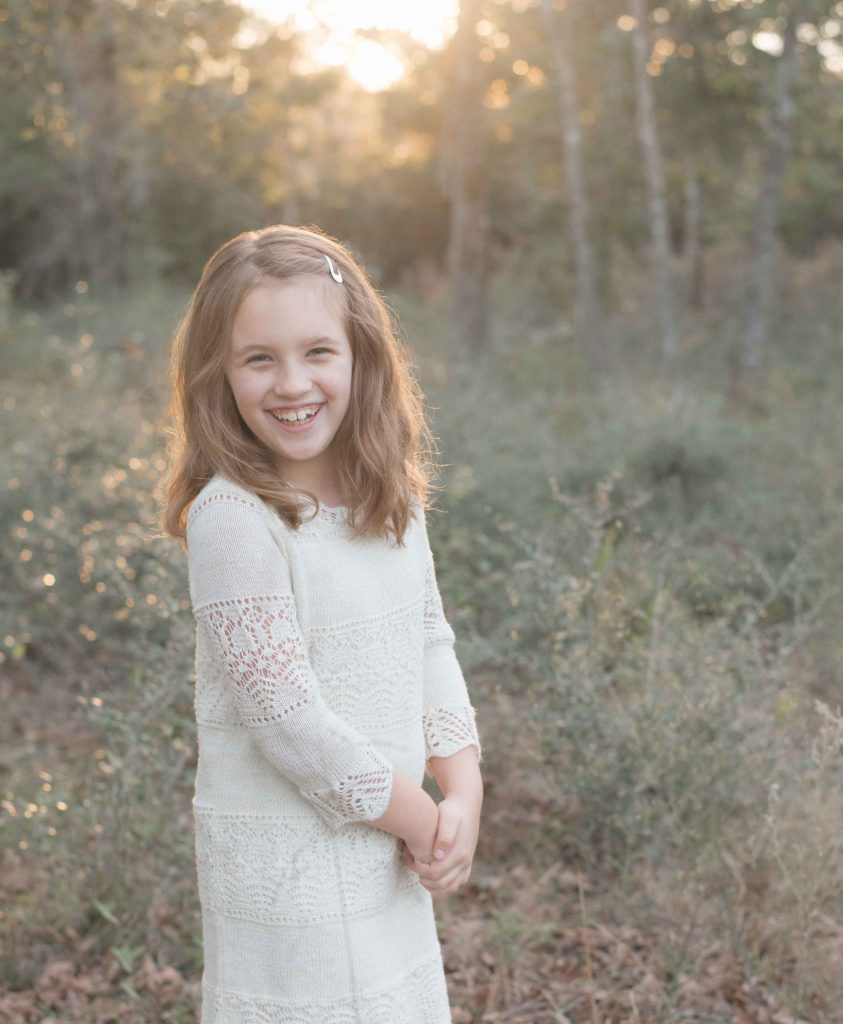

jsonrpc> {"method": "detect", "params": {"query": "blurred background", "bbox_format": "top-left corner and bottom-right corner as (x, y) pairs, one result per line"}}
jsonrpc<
(1, 0), (842, 1021)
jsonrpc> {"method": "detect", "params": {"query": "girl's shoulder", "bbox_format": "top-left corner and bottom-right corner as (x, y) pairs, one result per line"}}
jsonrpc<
(187, 474), (431, 550)
(186, 473), (271, 531)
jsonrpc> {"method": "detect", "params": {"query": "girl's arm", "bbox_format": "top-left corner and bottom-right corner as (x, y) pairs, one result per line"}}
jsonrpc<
(401, 511), (483, 892)
(406, 747), (483, 895)
(369, 502), (489, 862)
(418, 512), (483, 772)
(186, 492), (429, 839)
(428, 745), (483, 802)
(371, 770), (438, 862)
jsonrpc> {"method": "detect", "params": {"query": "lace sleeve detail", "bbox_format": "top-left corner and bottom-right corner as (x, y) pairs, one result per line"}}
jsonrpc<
(187, 493), (394, 830)
(420, 522), (483, 765)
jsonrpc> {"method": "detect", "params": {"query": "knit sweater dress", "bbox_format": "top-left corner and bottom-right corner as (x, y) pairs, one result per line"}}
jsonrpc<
(185, 473), (483, 1024)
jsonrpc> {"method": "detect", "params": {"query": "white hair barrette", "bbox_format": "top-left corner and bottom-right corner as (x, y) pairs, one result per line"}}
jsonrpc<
(324, 255), (343, 283)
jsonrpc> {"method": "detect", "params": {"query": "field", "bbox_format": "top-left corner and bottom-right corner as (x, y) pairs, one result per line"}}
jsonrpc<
(2, 242), (843, 1023)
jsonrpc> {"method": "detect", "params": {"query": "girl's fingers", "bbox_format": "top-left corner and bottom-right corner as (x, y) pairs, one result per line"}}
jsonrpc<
(426, 876), (463, 897)
(419, 860), (469, 894)
(402, 845), (434, 874)
(415, 851), (467, 881)
(409, 839), (473, 891)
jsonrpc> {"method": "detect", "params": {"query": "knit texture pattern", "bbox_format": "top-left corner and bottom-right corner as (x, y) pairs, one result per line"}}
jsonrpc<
(186, 474), (482, 1024)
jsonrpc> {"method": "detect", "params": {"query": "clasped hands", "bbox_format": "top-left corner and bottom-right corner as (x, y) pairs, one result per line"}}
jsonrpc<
(401, 794), (480, 897)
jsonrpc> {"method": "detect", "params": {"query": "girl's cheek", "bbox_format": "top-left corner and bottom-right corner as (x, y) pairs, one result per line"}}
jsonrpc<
(238, 376), (266, 400)
(325, 369), (352, 400)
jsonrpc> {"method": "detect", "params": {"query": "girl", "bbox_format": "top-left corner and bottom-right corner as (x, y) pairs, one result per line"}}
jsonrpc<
(161, 223), (483, 1023)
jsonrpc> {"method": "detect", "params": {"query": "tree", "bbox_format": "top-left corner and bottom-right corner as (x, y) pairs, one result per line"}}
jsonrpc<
(439, 0), (492, 358)
(737, 4), (800, 399)
(629, 0), (679, 378)
(541, 0), (606, 367)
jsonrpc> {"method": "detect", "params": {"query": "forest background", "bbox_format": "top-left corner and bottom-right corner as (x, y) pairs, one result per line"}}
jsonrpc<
(2, 0), (843, 1021)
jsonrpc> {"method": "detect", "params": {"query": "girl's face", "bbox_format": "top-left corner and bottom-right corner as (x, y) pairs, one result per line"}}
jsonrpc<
(225, 275), (353, 493)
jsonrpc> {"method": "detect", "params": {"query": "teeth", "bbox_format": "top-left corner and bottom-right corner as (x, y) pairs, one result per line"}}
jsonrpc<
(271, 406), (319, 423)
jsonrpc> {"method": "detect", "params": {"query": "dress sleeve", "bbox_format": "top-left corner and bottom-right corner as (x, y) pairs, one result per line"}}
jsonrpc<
(419, 511), (483, 766)
(186, 493), (394, 831)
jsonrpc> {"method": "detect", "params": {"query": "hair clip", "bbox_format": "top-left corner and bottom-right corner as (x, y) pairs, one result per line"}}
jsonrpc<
(324, 255), (343, 283)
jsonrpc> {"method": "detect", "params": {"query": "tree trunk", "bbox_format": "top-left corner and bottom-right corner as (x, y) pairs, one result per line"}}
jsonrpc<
(683, 155), (704, 311)
(541, 0), (606, 369)
(629, 0), (678, 374)
(281, 139), (301, 226)
(68, 6), (128, 286)
(20, 3), (146, 294)
(737, 9), (799, 397)
(439, 0), (491, 358)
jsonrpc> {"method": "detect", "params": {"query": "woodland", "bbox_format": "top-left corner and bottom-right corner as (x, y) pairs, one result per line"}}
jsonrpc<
(1, 0), (843, 1021)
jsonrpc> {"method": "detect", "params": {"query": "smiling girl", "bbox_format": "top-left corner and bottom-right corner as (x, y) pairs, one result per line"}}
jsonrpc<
(161, 224), (483, 1023)
(225, 272), (353, 504)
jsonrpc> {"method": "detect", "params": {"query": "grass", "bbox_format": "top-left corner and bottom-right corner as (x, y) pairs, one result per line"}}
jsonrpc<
(1, 239), (843, 1021)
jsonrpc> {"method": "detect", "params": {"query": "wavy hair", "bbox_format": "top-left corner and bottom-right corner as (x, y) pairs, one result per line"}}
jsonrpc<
(159, 223), (441, 549)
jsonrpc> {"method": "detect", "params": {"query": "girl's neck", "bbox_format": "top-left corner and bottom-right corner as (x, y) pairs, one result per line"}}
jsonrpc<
(280, 474), (346, 509)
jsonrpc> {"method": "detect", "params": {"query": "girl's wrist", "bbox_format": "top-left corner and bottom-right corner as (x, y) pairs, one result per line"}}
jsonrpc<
(440, 774), (483, 806)
(371, 769), (437, 850)
(406, 790), (438, 850)
(428, 746), (483, 803)
(442, 778), (481, 802)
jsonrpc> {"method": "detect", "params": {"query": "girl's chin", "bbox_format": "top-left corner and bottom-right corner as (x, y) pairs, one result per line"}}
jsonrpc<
(269, 435), (333, 464)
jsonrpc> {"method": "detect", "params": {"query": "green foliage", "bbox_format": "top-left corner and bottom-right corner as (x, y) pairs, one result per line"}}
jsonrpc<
(0, 280), (201, 996)
(414, 270), (843, 1010)
(2, 0), (841, 301)
(2, 252), (843, 1012)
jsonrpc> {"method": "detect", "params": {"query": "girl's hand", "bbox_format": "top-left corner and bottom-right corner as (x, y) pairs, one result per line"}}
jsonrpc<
(401, 794), (480, 897)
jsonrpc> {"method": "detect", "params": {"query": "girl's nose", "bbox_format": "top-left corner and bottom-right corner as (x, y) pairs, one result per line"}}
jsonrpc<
(273, 365), (311, 398)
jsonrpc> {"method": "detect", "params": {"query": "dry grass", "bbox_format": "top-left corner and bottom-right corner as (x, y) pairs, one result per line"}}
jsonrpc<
(2, 250), (843, 1022)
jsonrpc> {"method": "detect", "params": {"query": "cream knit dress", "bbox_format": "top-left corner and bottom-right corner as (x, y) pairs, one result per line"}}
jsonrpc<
(185, 473), (483, 1024)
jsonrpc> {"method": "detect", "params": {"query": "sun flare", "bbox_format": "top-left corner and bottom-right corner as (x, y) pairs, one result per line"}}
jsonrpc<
(236, 0), (459, 91)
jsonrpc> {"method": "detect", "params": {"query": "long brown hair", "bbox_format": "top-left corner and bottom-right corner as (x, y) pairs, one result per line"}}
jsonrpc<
(158, 223), (440, 550)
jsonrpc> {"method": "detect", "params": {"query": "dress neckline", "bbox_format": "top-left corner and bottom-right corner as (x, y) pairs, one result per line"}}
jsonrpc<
(304, 501), (355, 532)
(279, 478), (348, 513)
(211, 473), (353, 529)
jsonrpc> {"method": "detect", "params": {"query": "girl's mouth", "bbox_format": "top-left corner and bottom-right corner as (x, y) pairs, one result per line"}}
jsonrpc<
(267, 404), (323, 432)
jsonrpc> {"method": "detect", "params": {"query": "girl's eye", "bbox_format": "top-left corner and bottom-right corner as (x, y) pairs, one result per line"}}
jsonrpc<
(247, 348), (329, 363)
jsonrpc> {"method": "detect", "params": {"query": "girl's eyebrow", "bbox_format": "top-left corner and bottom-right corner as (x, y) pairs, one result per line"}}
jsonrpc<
(233, 336), (340, 356)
